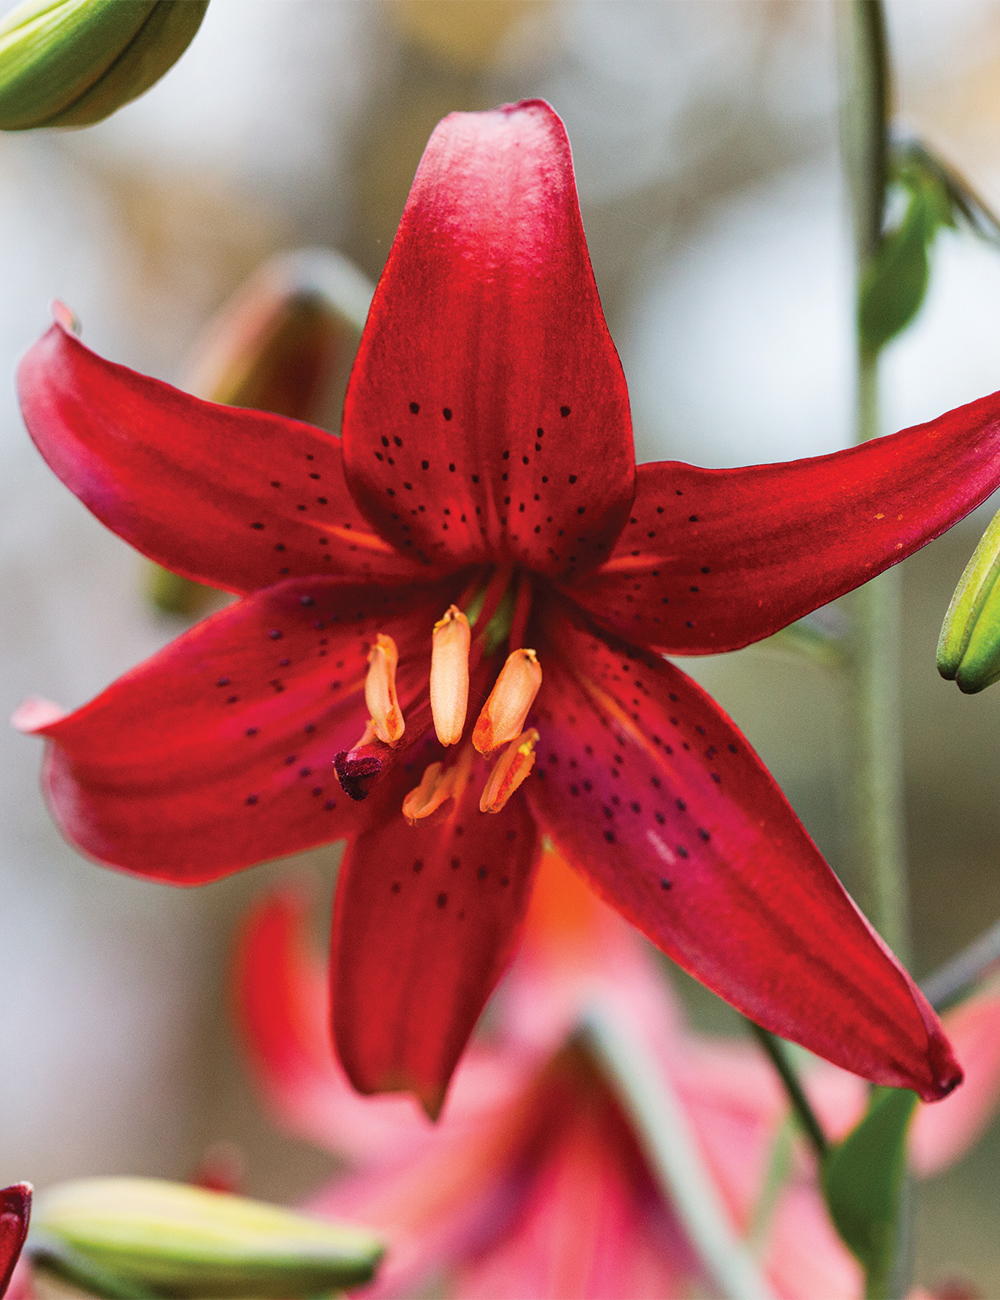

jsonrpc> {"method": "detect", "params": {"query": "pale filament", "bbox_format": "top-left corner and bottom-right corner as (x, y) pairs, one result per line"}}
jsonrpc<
(480, 729), (539, 813)
(472, 649), (542, 754)
(430, 605), (470, 746)
(365, 633), (405, 745)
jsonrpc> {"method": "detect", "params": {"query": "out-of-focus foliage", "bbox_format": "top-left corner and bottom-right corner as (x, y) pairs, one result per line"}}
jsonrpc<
(386, 0), (538, 71)
(822, 1088), (918, 1298)
(0, 0), (207, 130)
(860, 140), (1000, 360)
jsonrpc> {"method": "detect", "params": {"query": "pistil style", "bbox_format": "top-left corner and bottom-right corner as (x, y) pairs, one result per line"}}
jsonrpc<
(472, 649), (542, 754)
(480, 729), (539, 813)
(430, 605), (470, 745)
(365, 633), (404, 745)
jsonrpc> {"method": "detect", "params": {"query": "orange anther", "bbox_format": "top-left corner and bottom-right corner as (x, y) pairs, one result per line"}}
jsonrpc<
(480, 729), (539, 814)
(472, 648), (542, 754)
(365, 633), (405, 745)
(430, 605), (470, 746)
(402, 762), (452, 824)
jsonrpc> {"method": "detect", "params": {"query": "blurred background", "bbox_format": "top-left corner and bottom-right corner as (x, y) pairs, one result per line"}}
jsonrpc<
(4, 0), (1000, 1290)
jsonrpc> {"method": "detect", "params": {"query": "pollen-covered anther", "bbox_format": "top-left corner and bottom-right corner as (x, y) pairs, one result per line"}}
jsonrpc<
(365, 633), (405, 745)
(430, 605), (470, 745)
(472, 648), (542, 754)
(480, 729), (539, 814)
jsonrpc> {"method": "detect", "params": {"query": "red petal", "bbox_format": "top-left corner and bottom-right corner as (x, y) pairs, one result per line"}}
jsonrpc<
(18, 577), (454, 881)
(17, 319), (427, 595)
(0, 1185), (30, 1300)
(525, 605), (961, 1101)
(567, 392), (1000, 653)
(331, 757), (542, 1117)
(341, 100), (635, 581)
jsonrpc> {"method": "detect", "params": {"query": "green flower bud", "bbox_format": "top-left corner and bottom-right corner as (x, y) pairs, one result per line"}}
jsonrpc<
(0, 0), (208, 130)
(937, 507), (1000, 692)
(31, 1177), (383, 1298)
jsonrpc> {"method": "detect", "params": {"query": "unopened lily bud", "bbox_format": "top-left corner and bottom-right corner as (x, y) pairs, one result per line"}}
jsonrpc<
(473, 648), (541, 753)
(480, 728), (539, 813)
(0, 0), (208, 131)
(430, 605), (471, 745)
(32, 1177), (383, 1298)
(0, 1183), (31, 1297)
(938, 508), (1000, 693)
(366, 633), (405, 745)
(149, 249), (375, 617)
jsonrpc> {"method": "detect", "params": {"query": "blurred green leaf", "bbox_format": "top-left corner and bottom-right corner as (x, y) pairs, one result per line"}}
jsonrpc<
(822, 1087), (917, 1299)
(858, 166), (953, 359)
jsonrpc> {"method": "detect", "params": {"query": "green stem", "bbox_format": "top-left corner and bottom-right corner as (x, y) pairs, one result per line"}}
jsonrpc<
(747, 1023), (828, 1163)
(583, 1000), (776, 1300)
(845, 351), (910, 963)
(837, 8), (914, 1298)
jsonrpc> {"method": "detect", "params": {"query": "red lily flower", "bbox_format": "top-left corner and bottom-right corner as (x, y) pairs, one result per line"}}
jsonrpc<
(0, 1184), (31, 1300)
(16, 99), (1000, 1115)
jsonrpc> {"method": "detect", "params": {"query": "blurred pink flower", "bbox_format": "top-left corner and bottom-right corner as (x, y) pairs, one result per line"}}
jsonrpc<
(235, 856), (865, 1299)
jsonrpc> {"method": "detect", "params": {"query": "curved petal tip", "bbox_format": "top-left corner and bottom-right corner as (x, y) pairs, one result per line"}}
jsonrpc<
(50, 300), (80, 334)
(12, 697), (66, 733)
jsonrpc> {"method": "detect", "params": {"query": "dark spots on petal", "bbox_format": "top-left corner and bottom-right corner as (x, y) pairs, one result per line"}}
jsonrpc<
(522, 455), (529, 465)
(409, 401), (420, 414)
(450, 856), (461, 870)
(478, 866), (488, 880)
(711, 773), (722, 784)
(312, 787), (323, 796)
(325, 799), (337, 810)
(275, 543), (286, 552)
(392, 881), (401, 894)
(501, 876), (510, 887)
(269, 629), (283, 640)
(449, 463), (456, 472)
(472, 474), (479, 485)
(577, 506), (585, 515)
(245, 795), (258, 806)
(270, 480), (281, 488)
(421, 460), (429, 470)
(729, 743), (738, 754)
(300, 595), (315, 606)
(699, 828), (711, 841)
(394, 436), (403, 448)
(251, 522), (264, 530)
(309, 472), (320, 480)
(660, 878), (672, 890)
(560, 405), (570, 417)
(676, 799), (686, 811)
(216, 677), (230, 688)
(226, 695), (239, 704)
(631, 801), (641, 813)
(245, 727), (257, 737)
(443, 408), (452, 421)
(413, 859), (424, 874)
(604, 830), (615, 843)
(437, 892), (448, 908)
(569, 475), (577, 485)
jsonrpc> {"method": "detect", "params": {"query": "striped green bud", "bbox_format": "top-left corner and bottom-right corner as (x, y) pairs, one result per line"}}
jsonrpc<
(32, 1177), (383, 1297)
(0, 0), (208, 130)
(938, 508), (1000, 692)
